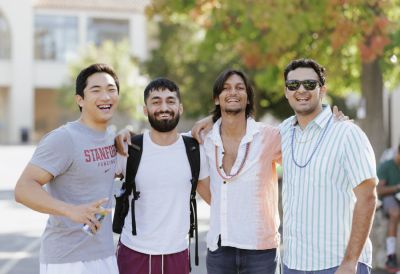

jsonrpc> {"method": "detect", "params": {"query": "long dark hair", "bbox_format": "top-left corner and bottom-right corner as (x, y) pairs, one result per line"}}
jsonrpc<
(211, 69), (255, 122)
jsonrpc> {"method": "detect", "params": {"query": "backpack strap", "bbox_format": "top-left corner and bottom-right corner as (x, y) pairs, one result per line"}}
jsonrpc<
(125, 134), (144, 236)
(182, 135), (200, 267)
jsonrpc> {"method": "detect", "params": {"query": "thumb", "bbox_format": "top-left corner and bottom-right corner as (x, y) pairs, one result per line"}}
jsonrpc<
(199, 130), (205, 144)
(332, 105), (338, 115)
(127, 131), (133, 146)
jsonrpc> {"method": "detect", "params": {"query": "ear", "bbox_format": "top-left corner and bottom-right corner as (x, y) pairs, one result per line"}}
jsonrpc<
(284, 88), (289, 99)
(75, 94), (84, 108)
(143, 105), (148, 117)
(179, 103), (183, 115)
(214, 97), (220, 106)
(320, 85), (327, 98)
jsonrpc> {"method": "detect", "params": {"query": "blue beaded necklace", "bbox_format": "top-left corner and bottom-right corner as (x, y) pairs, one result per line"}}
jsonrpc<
(291, 114), (333, 168)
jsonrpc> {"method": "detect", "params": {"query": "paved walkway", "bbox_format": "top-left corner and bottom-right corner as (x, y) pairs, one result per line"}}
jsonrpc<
(0, 145), (390, 273)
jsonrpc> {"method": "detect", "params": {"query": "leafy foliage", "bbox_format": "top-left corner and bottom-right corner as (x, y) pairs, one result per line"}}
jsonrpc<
(145, 0), (400, 120)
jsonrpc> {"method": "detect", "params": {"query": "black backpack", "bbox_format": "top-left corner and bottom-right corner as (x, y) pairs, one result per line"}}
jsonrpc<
(112, 134), (201, 267)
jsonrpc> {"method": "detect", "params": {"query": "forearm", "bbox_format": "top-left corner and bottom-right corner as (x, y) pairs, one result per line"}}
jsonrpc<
(341, 192), (377, 266)
(15, 179), (71, 217)
(197, 179), (211, 205)
(377, 184), (400, 196)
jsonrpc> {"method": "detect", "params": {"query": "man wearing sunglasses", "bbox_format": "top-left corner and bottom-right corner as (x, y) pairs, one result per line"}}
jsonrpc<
(280, 59), (377, 274)
(192, 59), (376, 274)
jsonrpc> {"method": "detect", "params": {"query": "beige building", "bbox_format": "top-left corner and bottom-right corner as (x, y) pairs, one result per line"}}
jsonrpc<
(388, 88), (400, 153)
(0, 0), (149, 144)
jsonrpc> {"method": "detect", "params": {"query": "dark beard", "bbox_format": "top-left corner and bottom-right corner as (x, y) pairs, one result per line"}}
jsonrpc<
(148, 111), (180, 132)
(225, 108), (242, 115)
(223, 103), (245, 116)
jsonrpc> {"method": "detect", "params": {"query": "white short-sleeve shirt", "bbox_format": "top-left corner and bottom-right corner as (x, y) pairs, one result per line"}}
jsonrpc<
(116, 131), (209, 255)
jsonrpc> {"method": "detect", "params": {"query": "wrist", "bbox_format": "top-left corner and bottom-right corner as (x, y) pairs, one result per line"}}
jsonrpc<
(59, 202), (74, 218)
(340, 258), (357, 270)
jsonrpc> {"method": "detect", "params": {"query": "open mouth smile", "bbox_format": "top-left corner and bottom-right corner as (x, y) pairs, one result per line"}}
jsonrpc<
(97, 104), (112, 111)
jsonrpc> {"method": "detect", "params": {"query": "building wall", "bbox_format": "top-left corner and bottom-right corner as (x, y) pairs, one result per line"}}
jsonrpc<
(34, 87), (80, 142)
(0, 87), (9, 143)
(0, 0), (149, 144)
(0, 0), (34, 144)
(391, 87), (400, 149)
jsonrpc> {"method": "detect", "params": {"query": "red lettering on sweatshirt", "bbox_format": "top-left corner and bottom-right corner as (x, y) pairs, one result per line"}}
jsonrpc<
(83, 145), (116, 163)
(84, 150), (91, 162)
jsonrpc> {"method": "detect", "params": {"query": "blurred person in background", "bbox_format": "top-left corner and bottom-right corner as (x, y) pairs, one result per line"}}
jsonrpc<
(377, 143), (400, 272)
(14, 63), (120, 274)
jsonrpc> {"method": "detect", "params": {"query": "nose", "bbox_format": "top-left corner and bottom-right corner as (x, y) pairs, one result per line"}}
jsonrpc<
(226, 88), (240, 94)
(159, 100), (169, 111)
(297, 84), (307, 92)
(100, 90), (111, 100)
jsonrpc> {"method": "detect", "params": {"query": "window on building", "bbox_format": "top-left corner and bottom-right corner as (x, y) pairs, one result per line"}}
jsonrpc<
(87, 18), (129, 46)
(34, 15), (78, 61)
(0, 11), (11, 59)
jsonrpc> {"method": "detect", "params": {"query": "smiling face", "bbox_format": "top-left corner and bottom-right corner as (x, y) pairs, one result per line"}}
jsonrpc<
(76, 72), (119, 129)
(215, 74), (248, 116)
(285, 67), (326, 118)
(144, 88), (183, 132)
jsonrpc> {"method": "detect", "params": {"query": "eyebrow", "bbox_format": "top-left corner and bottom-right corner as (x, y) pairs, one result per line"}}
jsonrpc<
(150, 95), (177, 100)
(88, 84), (117, 89)
(224, 82), (245, 86)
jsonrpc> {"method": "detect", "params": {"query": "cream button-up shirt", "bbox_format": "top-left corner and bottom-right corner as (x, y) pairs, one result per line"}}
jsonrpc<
(203, 118), (281, 251)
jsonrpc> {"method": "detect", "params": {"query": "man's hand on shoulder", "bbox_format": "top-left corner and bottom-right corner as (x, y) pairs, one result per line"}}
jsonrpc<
(115, 128), (134, 156)
(333, 105), (352, 122)
(191, 115), (213, 144)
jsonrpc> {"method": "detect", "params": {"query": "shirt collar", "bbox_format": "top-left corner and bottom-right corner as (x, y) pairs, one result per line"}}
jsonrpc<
(208, 117), (260, 146)
(291, 104), (332, 129)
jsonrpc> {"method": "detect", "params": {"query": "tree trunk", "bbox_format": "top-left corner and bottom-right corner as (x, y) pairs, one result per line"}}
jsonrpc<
(359, 58), (386, 161)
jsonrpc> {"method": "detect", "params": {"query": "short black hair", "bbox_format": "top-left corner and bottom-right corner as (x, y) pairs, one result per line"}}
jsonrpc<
(144, 78), (181, 103)
(284, 58), (326, 86)
(75, 63), (119, 111)
(211, 69), (255, 122)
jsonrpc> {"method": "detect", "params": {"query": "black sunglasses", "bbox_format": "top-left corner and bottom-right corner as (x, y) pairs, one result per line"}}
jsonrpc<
(285, 79), (321, 91)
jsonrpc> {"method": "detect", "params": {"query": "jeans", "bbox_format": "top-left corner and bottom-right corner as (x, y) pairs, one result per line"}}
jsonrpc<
(206, 246), (279, 274)
(283, 263), (371, 274)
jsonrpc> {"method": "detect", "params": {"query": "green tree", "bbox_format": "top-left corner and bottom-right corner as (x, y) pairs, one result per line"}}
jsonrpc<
(146, 0), (400, 158)
(59, 41), (146, 122)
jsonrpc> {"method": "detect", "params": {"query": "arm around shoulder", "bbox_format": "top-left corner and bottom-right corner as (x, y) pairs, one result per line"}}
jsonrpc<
(191, 115), (213, 144)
